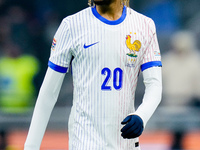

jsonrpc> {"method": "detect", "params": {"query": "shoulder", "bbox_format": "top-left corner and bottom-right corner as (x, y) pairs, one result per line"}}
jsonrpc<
(126, 7), (156, 34)
(62, 7), (91, 24)
(54, 7), (91, 36)
(57, 7), (92, 34)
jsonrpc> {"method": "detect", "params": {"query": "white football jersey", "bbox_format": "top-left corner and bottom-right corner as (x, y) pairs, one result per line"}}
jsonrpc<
(49, 6), (161, 150)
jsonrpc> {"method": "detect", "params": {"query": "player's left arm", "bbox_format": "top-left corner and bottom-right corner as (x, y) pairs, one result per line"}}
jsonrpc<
(121, 19), (162, 139)
(121, 67), (162, 139)
(135, 66), (162, 126)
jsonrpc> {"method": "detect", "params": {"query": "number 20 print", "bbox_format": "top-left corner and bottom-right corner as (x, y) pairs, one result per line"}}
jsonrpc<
(101, 67), (123, 90)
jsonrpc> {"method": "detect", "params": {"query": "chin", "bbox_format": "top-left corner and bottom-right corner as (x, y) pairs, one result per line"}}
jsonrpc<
(93, 0), (111, 5)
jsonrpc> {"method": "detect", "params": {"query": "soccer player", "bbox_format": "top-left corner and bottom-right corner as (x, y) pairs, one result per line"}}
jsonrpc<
(24, 0), (162, 149)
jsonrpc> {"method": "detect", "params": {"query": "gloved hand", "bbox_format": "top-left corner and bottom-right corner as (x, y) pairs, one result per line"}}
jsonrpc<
(121, 115), (144, 139)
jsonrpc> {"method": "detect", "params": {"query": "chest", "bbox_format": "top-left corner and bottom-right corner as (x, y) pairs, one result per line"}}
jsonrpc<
(71, 24), (148, 66)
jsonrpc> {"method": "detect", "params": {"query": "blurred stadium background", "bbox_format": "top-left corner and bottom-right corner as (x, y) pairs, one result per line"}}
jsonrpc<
(0, 0), (200, 149)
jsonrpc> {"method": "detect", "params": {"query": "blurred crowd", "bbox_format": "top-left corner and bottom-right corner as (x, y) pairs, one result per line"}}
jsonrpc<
(0, 0), (200, 149)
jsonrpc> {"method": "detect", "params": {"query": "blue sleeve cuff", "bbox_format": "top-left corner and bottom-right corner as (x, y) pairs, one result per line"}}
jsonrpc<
(48, 61), (68, 73)
(141, 61), (162, 71)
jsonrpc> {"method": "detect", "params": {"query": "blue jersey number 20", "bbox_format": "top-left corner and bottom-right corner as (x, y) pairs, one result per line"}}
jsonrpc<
(101, 67), (123, 90)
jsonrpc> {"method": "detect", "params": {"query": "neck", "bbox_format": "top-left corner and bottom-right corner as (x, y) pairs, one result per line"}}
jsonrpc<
(95, 1), (123, 21)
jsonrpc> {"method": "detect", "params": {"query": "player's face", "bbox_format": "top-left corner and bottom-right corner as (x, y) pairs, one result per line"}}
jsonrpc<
(93, 0), (114, 5)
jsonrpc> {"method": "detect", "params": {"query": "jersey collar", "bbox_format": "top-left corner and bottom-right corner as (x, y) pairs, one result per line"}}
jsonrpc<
(92, 6), (127, 25)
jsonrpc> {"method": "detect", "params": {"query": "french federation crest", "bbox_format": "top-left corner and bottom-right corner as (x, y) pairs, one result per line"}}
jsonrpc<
(126, 35), (141, 57)
(125, 34), (141, 68)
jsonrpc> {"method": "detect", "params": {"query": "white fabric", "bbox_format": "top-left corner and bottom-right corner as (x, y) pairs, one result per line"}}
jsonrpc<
(134, 67), (162, 127)
(25, 6), (162, 150)
(24, 67), (65, 150)
(49, 6), (161, 150)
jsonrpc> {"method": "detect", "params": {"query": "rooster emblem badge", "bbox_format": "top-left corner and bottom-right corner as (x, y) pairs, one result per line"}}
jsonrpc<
(126, 35), (141, 57)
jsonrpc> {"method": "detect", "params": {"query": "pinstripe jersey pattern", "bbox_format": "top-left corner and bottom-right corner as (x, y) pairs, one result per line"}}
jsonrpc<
(49, 6), (161, 150)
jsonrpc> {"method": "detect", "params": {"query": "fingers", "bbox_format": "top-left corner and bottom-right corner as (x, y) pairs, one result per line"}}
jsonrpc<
(121, 123), (138, 137)
(121, 117), (137, 132)
(121, 115), (144, 139)
(122, 125), (143, 139)
(121, 115), (131, 125)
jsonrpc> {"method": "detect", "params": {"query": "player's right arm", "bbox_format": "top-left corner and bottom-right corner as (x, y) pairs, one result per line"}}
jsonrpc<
(24, 16), (73, 149)
(24, 67), (65, 150)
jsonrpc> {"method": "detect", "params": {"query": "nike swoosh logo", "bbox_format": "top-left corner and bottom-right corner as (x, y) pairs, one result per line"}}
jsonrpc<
(84, 42), (99, 49)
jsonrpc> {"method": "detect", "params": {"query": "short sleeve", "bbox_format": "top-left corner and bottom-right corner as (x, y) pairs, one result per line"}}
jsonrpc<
(48, 18), (73, 73)
(141, 20), (162, 72)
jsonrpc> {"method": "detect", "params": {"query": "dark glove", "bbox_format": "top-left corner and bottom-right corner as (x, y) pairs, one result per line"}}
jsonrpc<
(121, 115), (144, 139)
